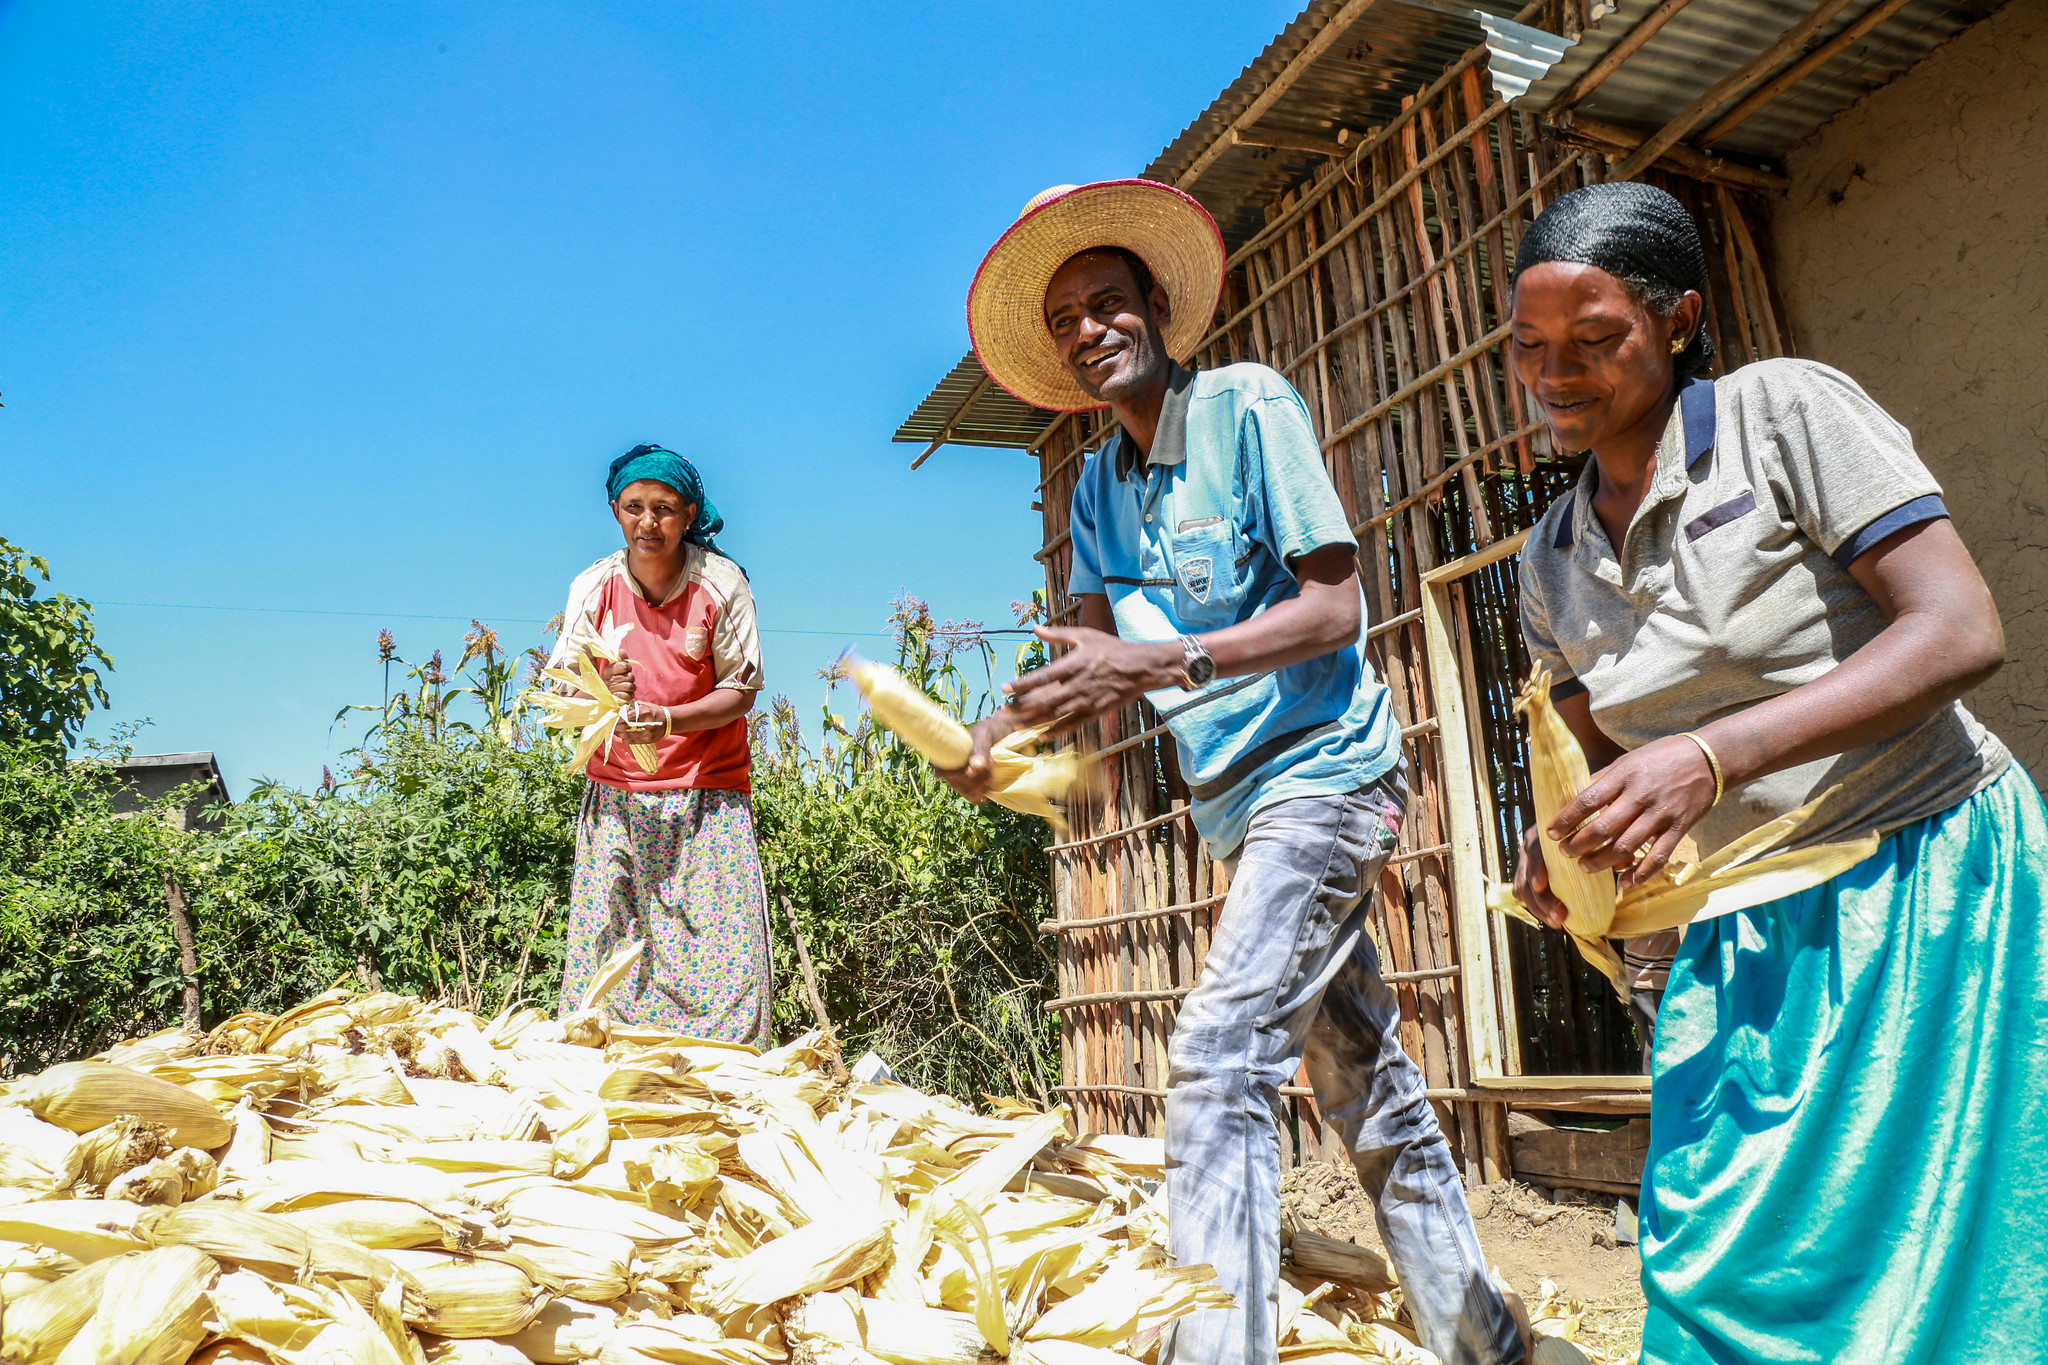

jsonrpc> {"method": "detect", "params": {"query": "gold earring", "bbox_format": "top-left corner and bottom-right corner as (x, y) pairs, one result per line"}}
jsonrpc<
(1670, 337), (1687, 354)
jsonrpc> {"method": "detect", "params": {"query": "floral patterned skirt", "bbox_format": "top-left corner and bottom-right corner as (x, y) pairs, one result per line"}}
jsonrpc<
(558, 782), (773, 1045)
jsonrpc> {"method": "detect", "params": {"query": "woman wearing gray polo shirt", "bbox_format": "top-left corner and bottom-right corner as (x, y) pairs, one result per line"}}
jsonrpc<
(1505, 183), (2045, 1365)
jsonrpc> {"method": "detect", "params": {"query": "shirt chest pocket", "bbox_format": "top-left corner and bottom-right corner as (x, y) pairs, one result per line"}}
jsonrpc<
(1167, 517), (1247, 627)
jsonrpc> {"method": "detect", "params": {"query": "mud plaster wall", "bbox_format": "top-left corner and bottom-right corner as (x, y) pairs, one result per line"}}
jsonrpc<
(1770, 0), (2047, 781)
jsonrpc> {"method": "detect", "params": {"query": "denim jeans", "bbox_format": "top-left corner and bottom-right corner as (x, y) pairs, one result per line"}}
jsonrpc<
(1162, 778), (1523, 1365)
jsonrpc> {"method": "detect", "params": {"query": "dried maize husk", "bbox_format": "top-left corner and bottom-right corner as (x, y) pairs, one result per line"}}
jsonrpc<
(700, 1214), (894, 1313)
(499, 1296), (619, 1363)
(0, 1108), (83, 1203)
(0, 1252), (123, 1363)
(485, 1224), (632, 1303)
(0, 1202), (150, 1264)
(526, 616), (657, 776)
(1490, 671), (1882, 998)
(1514, 669), (1618, 941)
(189, 1344), (275, 1365)
(985, 723), (1095, 836)
(104, 1145), (216, 1207)
(852, 1298), (989, 1365)
(0, 1243), (81, 1302)
(141, 1204), (313, 1279)
(73, 1114), (170, 1191)
(428, 1343), (535, 1365)
(1022, 1251), (1231, 1349)
(308, 1103), (481, 1146)
(385, 1249), (547, 1338)
(20, 1063), (229, 1150)
(50, 1244), (216, 1365)
(598, 1316), (782, 1365)
(277, 1198), (468, 1251)
(500, 1184), (695, 1251)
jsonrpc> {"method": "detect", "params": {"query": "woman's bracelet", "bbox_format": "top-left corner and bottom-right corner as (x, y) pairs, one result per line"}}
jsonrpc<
(1680, 731), (1725, 806)
(660, 706), (673, 739)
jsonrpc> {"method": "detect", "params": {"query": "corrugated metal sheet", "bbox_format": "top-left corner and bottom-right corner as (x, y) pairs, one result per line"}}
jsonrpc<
(892, 353), (1069, 450)
(1141, 0), (1524, 248)
(1517, 0), (2009, 160)
(897, 0), (2011, 451)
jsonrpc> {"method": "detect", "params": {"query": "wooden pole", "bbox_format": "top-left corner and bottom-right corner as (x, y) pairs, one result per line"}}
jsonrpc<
(165, 878), (202, 1031)
(1554, 114), (1789, 193)
(776, 893), (841, 1060)
(1553, 0), (1702, 112)
(1607, 0), (1858, 182)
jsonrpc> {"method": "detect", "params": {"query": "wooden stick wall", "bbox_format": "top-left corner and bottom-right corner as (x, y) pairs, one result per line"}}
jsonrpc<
(1031, 53), (1790, 1178)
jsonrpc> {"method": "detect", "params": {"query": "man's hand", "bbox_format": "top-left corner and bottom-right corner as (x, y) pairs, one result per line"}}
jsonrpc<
(1511, 823), (1570, 929)
(934, 715), (1017, 803)
(1002, 626), (1177, 734)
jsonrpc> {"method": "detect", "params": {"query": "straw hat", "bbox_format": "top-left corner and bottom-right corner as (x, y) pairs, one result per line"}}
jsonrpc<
(967, 180), (1225, 413)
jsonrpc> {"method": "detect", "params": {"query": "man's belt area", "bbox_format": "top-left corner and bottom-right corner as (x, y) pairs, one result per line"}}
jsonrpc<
(1187, 720), (1343, 802)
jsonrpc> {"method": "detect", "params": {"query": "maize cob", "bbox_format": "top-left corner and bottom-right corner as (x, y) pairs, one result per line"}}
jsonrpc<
(1515, 669), (1619, 941)
(276, 1198), (462, 1251)
(0, 1109), (83, 1202)
(842, 657), (973, 769)
(187, 1346), (273, 1365)
(73, 1114), (169, 1191)
(843, 659), (1095, 830)
(1490, 669), (1882, 997)
(0, 1202), (150, 1265)
(104, 1146), (217, 1207)
(50, 1245), (216, 1365)
(498, 1295), (619, 1363)
(0, 1251), (122, 1363)
(21, 1063), (229, 1150)
(0, 982), (1575, 1365)
(384, 1249), (547, 1338)
(425, 1345), (535, 1365)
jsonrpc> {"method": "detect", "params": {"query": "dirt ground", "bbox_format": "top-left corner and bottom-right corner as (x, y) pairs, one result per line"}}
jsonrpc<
(1282, 1159), (1646, 1363)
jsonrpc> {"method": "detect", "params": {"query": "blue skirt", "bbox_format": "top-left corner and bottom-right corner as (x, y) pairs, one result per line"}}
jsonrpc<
(1642, 763), (2048, 1364)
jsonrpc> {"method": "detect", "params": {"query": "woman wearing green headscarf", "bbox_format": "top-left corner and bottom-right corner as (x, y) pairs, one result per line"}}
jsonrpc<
(546, 444), (771, 1043)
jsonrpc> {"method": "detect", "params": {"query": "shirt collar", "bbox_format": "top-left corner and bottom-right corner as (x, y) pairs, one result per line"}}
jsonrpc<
(1556, 375), (1719, 551)
(615, 546), (697, 607)
(1114, 362), (1196, 481)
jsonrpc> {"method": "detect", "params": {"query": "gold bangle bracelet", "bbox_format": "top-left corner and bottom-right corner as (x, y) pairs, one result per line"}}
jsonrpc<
(1681, 731), (1725, 806)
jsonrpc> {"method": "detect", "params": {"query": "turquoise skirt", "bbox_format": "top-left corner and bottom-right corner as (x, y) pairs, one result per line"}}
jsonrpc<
(1642, 763), (2048, 1364)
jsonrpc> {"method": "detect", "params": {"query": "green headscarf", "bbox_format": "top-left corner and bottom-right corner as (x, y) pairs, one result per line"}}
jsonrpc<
(606, 444), (726, 555)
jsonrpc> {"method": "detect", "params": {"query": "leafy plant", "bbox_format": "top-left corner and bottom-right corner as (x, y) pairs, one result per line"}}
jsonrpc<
(0, 538), (112, 751)
(755, 596), (1057, 1105)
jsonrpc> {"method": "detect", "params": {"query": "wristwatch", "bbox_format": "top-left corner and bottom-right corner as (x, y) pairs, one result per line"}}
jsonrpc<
(1178, 635), (1216, 690)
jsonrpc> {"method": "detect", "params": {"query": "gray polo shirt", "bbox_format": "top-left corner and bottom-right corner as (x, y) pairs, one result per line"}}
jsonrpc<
(1520, 358), (2009, 857)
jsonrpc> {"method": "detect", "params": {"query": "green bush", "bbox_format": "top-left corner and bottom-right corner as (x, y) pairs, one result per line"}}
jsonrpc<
(755, 596), (1057, 1105)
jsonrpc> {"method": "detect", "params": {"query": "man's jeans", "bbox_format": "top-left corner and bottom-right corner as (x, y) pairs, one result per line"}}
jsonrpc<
(1162, 779), (1522, 1365)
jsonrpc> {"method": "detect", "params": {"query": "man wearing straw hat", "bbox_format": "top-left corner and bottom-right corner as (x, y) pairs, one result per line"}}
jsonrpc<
(938, 180), (1527, 1365)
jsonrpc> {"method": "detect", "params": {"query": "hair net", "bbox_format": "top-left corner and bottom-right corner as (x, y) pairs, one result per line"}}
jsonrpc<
(1512, 182), (1716, 378)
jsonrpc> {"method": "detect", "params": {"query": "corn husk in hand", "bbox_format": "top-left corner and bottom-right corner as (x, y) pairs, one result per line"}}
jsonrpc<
(1489, 668), (1880, 997)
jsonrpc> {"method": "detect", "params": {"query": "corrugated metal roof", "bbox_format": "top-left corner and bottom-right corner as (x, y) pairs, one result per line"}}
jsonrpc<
(892, 353), (1068, 451)
(1518, 0), (2009, 160)
(1141, 0), (1525, 248)
(897, 0), (2012, 453)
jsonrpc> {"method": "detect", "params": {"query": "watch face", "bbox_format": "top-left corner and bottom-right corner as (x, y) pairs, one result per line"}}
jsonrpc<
(1187, 652), (1216, 686)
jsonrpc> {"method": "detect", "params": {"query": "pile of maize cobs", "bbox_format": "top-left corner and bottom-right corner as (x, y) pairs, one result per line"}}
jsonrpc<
(0, 989), (1474, 1365)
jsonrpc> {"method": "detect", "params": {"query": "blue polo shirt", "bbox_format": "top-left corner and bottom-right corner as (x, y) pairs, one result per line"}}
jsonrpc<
(1067, 362), (1401, 857)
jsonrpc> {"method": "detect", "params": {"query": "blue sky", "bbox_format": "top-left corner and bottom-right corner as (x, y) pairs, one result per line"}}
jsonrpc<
(0, 1), (1293, 794)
